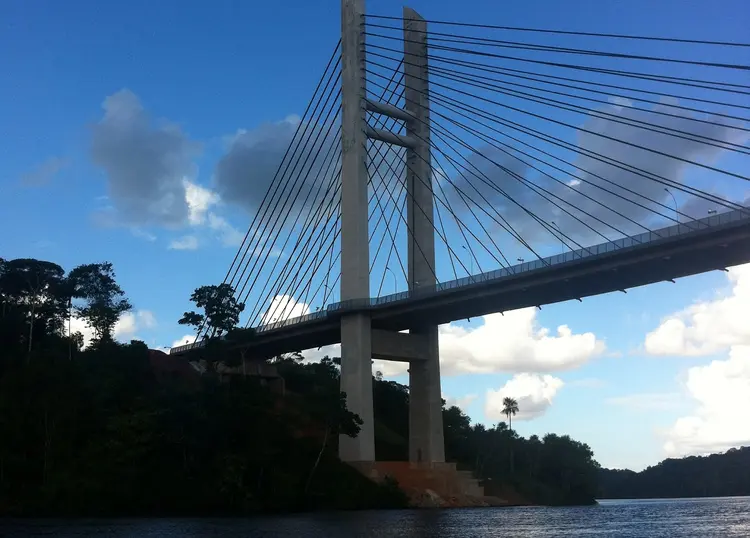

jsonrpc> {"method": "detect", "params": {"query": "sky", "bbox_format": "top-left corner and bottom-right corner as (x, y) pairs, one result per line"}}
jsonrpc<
(2, 0), (750, 471)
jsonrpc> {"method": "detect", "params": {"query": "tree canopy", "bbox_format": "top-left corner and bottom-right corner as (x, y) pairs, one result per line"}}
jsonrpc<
(179, 283), (245, 338)
(68, 262), (132, 342)
(599, 447), (750, 499)
(0, 263), (611, 516)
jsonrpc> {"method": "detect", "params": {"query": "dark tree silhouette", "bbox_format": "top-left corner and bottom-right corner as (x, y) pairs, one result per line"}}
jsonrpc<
(68, 262), (131, 342)
(179, 283), (245, 338)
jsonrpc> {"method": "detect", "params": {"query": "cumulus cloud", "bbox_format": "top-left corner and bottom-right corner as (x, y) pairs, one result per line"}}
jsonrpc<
(645, 264), (750, 356)
(664, 345), (750, 457)
(485, 373), (563, 421)
(259, 295), (603, 375)
(170, 334), (196, 348)
(444, 393), (477, 412)
(91, 89), (201, 227)
(439, 308), (605, 374)
(169, 235), (199, 250)
(206, 213), (244, 247)
(20, 156), (69, 186)
(68, 309), (157, 348)
(215, 117), (337, 217)
(184, 180), (220, 225)
(641, 264), (750, 456)
(88, 89), (245, 249)
(606, 392), (683, 411)
(213, 116), (405, 223)
(260, 294), (312, 325)
(449, 99), (748, 245)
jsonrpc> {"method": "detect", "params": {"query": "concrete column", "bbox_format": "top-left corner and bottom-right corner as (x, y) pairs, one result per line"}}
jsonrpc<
(404, 7), (445, 464)
(339, 0), (375, 462)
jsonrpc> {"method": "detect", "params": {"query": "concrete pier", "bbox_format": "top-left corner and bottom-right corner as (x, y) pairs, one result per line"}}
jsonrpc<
(339, 0), (375, 462)
(403, 7), (445, 464)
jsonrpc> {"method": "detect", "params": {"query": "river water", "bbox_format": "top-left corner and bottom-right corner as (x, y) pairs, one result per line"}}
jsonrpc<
(3, 497), (749, 537)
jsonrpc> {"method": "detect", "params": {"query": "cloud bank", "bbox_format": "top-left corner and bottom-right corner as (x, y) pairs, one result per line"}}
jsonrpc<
(643, 263), (750, 457)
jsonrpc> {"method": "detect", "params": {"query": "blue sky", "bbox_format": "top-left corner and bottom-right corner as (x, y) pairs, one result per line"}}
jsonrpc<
(2, 0), (750, 471)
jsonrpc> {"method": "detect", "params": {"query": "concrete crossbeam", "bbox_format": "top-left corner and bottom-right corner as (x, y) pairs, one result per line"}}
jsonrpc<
(365, 125), (416, 148)
(365, 98), (415, 121)
(371, 329), (429, 362)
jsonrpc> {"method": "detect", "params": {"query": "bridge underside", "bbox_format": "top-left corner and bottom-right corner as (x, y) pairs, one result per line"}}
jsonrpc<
(176, 221), (750, 361)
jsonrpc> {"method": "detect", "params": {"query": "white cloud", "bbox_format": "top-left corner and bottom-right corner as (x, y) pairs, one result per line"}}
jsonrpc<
(155, 334), (197, 354)
(371, 357), (409, 377)
(181, 180), (246, 249)
(567, 377), (607, 389)
(184, 179), (220, 225)
(68, 309), (157, 348)
(260, 294), (311, 325)
(171, 334), (196, 348)
(641, 264), (750, 457)
(444, 393), (477, 412)
(645, 264), (750, 356)
(169, 235), (199, 250)
(439, 308), (605, 374)
(606, 392), (683, 411)
(664, 345), (750, 457)
(485, 373), (563, 421)
(253, 297), (602, 376)
(207, 213), (244, 247)
(299, 344), (408, 377)
(131, 228), (156, 241)
(247, 292), (602, 381)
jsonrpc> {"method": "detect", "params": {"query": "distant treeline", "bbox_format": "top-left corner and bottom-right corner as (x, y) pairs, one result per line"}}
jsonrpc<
(599, 447), (750, 499)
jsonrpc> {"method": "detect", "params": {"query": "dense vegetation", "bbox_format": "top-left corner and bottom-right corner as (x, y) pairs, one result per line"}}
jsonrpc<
(370, 374), (599, 505)
(0, 256), (601, 515)
(599, 447), (750, 499)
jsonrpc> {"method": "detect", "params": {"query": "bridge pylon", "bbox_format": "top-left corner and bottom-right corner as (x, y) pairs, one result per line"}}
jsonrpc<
(339, 0), (445, 464)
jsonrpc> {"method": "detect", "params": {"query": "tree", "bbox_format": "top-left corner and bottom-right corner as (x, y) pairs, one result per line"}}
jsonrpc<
(502, 397), (519, 433)
(502, 397), (519, 475)
(304, 389), (362, 494)
(179, 284), (245, 338)
(0, 258), (68, 354)
(68, 263), (131, 342)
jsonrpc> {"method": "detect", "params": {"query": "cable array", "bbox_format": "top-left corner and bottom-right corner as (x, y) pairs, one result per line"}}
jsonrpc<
(361, 16), (749, 282)
(199, 17), (749, 341)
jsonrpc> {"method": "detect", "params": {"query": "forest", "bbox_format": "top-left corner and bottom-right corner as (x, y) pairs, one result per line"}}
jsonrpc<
(0, 256), (601, 515)
(599, 447), (750, 499)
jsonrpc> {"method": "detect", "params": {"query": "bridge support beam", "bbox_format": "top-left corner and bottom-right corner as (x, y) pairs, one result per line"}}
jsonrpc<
(372, 329), (429, 362)
(339, 0), (375, 462)
(404, 7), (446, 464)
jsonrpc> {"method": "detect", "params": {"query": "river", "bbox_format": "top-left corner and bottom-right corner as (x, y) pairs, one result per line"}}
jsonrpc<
(3, 497), (749, 537)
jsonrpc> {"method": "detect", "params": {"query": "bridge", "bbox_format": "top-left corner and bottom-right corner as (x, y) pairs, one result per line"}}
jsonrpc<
(173, 0), (750, 465)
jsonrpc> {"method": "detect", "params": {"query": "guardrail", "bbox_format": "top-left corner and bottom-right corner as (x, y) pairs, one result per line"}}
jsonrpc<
(171, 208), (748, 355)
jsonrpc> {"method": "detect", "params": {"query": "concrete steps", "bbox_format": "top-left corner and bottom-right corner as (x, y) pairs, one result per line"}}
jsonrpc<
(351, 461), (486, 507)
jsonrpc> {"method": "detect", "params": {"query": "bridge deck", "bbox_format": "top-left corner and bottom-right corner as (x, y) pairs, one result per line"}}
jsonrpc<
(171, 209), (750, 357)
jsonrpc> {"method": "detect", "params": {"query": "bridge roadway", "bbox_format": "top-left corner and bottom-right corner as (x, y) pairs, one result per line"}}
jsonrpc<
(171, 209), (750, 358)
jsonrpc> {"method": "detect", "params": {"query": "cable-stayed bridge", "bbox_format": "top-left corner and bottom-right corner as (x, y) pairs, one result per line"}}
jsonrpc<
(172, 1), (750, 464)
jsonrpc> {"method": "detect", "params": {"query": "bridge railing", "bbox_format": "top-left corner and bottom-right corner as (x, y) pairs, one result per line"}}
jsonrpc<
(171, 208), (747, 354)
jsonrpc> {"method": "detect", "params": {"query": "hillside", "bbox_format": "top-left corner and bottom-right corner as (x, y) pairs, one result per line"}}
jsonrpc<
(0, 256), (601, 515)
(599, 447), (750, 499)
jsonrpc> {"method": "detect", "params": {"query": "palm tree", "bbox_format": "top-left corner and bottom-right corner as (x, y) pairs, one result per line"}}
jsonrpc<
(502, 397), (519, 432)
(502, 397), (519, 475)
